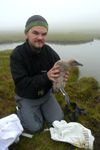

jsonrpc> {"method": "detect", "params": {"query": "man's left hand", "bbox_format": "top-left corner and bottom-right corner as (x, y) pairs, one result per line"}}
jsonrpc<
(63, 71), (69, 82)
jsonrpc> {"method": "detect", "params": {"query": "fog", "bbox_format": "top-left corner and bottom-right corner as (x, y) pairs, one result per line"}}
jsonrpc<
(0, 0), (100, 33)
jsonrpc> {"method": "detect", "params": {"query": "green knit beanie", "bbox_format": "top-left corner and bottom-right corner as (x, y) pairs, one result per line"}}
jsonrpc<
(24, 15), (48, 33)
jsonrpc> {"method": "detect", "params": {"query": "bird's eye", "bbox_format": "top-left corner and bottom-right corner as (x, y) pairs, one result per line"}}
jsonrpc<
(73, 61), (77, 63)
(72, 61), (77, 64)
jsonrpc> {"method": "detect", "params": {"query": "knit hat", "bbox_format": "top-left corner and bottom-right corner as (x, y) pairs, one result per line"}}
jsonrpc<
(24, 15), (48, 33)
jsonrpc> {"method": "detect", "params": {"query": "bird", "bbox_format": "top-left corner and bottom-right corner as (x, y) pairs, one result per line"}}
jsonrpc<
(52, 59), (83, 93)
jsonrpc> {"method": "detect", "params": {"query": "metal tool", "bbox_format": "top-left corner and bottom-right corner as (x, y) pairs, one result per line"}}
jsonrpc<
(60, 88), (87, 122)
(60, 88), (71, 106)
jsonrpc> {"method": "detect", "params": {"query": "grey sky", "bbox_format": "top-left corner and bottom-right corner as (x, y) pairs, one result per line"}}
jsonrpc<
(0, 0), (100, 32)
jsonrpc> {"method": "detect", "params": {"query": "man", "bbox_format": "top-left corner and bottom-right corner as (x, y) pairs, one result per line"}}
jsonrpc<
(10, 15), (69, 133)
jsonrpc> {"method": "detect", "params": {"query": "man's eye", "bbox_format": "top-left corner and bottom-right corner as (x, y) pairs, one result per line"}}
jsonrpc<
(33, 32), (39, 35)
(42, 33), (47, 37)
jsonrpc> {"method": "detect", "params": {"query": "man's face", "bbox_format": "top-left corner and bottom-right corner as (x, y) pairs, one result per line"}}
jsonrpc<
(25, 26), (47, 49)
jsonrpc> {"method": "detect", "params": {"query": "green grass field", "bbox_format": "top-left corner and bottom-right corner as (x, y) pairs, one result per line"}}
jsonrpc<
(0, 31), (25, 44)
(1, 31), (100, 44)
(47, 32), (94, 44)
(0, 50), (100, 149)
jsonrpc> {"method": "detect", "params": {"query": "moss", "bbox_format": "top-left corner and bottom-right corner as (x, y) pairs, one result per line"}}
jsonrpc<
(0, 50), (100, 149)
(68, 66), (80, 82)
(96, 103), (100, 114)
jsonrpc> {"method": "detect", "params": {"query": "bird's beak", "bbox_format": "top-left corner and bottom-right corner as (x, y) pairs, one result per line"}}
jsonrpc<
(77, 62), (83, 66)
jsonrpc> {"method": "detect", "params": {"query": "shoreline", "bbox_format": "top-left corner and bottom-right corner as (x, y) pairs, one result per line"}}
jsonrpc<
(0, 38), (94, 45)
(0, 31), (100, 45)
(46, 38), (94, 45)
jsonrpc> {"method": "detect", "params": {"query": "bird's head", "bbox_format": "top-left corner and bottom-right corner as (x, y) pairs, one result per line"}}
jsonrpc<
(68, 59), (83, 67)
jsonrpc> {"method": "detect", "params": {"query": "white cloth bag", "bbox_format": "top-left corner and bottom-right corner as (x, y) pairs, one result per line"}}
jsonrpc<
(50, 120), (94, 150)
(0, 114), (23, 150)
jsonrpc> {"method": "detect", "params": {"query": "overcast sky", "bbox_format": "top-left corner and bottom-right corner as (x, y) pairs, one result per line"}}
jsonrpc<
(0, 0), (100, 32)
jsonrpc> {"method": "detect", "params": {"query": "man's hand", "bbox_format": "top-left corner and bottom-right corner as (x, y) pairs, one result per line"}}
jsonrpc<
(63, 71), (69, 82)
(47, 65), (60, 83)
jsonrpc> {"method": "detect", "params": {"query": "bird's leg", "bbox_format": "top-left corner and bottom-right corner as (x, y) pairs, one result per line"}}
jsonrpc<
(60, 88), (71, 106)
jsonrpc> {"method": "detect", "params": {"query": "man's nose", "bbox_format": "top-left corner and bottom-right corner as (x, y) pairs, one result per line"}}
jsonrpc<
(37, 34), (43, 39)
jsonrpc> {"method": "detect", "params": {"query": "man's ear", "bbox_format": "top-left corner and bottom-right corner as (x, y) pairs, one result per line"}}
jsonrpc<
(25, 33), (28, 39)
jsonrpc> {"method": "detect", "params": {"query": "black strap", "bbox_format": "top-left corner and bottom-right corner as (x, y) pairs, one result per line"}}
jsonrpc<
(66, 102), (87, 122)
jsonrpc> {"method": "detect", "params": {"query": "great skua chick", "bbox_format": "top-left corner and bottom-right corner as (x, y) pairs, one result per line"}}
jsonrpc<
(52, 59), (83, 93)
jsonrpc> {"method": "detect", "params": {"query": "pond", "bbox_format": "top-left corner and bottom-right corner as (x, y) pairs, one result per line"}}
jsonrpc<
(49, 40), (100, 85)
(0, 40), (100, 85)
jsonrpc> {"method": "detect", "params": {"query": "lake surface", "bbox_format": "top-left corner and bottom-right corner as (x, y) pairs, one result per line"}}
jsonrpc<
(0, 40), (100, 85)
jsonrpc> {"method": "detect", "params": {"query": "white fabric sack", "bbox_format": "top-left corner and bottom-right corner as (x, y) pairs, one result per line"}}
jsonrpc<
(50, 120), (94, 150)
(0, 114), (23, 150)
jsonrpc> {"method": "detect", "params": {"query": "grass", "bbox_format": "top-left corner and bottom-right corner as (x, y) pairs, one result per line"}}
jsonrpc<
(1, 31), (100, 45)
(0, 50), (100, 150)
(47, 32), (94, 44)
(0, 31), (25, 44)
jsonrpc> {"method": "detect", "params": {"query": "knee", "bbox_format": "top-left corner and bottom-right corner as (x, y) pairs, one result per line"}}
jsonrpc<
(16, 107), (43, 133)
(24, 122), (43, 134)
(59, 112), (65, 120)
(47, 112), (65, 127)
(17, 111), (43, 133)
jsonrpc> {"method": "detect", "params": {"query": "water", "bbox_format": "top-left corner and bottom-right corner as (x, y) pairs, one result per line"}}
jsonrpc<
(0, 42), (23, 51)
(49, 40), (100, 85)
(0, 40), (100, 85)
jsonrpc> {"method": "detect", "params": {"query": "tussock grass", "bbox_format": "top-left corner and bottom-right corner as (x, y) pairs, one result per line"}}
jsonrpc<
(0, 50), (100, 150)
